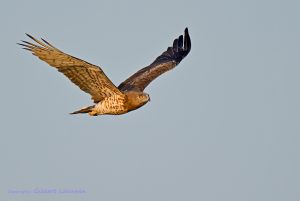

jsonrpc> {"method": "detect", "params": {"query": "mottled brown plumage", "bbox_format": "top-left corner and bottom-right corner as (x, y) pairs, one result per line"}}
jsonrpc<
(18, 28), (191, 116)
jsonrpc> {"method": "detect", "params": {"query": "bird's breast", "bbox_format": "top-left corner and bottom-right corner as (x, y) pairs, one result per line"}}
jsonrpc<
(94, 95), (128, 115)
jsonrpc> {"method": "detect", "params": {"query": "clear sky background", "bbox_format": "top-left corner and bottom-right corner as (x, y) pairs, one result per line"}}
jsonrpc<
(1, 0), (299, 201)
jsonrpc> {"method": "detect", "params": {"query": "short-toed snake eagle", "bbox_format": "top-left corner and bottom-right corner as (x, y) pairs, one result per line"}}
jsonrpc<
(18, 28), (191, 116)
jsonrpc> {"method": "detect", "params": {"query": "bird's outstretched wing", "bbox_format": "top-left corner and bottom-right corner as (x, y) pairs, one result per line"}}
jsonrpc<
(18, 34), (123, 103)
(118, 28), (191, 92)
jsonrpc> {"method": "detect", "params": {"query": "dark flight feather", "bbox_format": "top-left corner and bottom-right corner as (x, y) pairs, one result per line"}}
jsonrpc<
(118, 28), (191, 92)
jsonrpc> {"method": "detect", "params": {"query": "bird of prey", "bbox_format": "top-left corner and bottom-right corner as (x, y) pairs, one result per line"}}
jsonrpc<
(18, 28), (191, 116)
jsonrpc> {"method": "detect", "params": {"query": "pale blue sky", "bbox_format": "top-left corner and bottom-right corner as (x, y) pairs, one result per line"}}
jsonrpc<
(1, 0), (300, 201)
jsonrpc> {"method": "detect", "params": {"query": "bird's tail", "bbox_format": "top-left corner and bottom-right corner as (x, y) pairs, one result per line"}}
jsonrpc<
(70, 105), (95, 115)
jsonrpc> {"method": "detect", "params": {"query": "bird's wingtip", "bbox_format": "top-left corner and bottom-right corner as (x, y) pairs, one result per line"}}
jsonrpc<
(25, 33), (35, 40)
(185, 27), (189, 34)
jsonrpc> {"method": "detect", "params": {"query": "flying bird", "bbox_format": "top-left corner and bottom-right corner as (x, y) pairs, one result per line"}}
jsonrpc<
(18, 28), (191, 116)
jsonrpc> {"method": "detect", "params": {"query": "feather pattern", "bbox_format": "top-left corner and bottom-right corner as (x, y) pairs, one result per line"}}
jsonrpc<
(18, 34), (123, 103)
(118, 28), (191, 92)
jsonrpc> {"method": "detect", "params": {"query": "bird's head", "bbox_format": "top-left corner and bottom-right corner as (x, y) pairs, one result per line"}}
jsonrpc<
(125, 91), (150, 111)
(137, 92), (150, 103)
